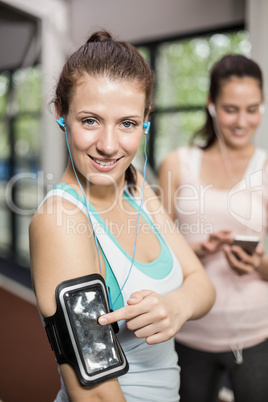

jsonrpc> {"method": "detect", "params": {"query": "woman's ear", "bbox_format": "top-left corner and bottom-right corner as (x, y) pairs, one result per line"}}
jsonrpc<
(144, 106), (152, 122)
(206, 96), (216, 118)
(206, 96), (213, 109)
(54, 104), (65, 131)
(54, 103), (61, 121)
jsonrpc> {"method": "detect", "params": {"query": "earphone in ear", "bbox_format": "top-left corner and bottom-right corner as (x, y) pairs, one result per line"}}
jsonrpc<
(143, 121), (151, 135)
(56, 116), (65, 128)
(208, 104), (216, 118)
(260, 104), (265, 115)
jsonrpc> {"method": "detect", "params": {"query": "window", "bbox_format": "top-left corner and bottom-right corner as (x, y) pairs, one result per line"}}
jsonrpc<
(0, 66), (42, 264)
(136, 28), (251, 172)
(0, 72), (11, 256)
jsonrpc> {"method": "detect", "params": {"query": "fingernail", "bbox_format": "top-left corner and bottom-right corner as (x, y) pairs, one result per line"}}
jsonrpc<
(128, 298), (137, 303)
(98, 316), (108, 325)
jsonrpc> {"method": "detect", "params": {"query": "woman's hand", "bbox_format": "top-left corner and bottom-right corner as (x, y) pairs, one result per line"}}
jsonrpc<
(99, 289), (188, 344)
(223, 243), (265, 276)
(193, 230), (233, 258)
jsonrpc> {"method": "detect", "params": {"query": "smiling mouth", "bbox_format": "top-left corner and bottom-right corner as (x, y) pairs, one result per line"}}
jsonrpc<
(233, 130), (247, 136)
(90, 156), (120, 166)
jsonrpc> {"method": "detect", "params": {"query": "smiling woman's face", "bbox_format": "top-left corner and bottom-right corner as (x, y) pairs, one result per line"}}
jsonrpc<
(63, 74), (146, 188)
(213, 76), (263, 149)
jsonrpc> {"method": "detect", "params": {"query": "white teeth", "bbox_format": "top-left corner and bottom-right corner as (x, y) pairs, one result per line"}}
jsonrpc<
(94, 158), (116, 166)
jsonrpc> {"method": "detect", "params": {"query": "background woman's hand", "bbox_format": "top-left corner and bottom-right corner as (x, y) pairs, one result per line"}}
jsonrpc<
(223, 244), (265, 275)
(193, 230), (233, 258)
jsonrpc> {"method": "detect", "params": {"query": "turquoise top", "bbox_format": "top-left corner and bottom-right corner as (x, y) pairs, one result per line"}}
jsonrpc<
(53, 183), (173, 311)
(43, 183), (184, 402)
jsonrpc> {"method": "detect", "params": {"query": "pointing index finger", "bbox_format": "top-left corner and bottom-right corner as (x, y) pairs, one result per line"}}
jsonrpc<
(98, 305), (136, 325)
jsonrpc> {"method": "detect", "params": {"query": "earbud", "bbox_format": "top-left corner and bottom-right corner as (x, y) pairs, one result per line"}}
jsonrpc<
(208, 104), (216, 118)
(143, 121), (151, 135)
(260, 104), (265, 115)
(56, 116), (65, 128)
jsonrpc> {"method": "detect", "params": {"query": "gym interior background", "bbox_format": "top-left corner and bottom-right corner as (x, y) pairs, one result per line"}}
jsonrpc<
(0, 1), (267, 401)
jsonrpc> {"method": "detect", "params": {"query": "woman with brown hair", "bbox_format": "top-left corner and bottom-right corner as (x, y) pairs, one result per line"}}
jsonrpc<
(30, 30), (215, 401)
(159, 54), (268, 402)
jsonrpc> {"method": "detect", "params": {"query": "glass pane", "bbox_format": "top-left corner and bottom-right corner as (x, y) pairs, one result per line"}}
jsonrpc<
(0, 75), (9, 115)
(0, 120), (10, 158)
(0, 72), (11, 254)
(0, 72), (9, 116)
(0, 66), (42, 264)
(0, 182), (11, 255)
(0, 120), (10, 180)
(15, 116), (41, 162)
(138, 47), (150, 62)
(155, 31), (251, 108)
(13, 66), (42, 113)
(17, 214), (31, 265)
(14, 172), (40, 214)
(12, 175), (39, 264)
(154, 110), (205, 170)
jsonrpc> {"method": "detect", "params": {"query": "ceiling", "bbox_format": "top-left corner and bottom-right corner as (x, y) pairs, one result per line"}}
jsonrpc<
(0, 0), (246, 74)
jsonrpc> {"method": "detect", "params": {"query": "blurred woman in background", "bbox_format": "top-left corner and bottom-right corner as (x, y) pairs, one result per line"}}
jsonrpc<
(158, 54), (268, 402)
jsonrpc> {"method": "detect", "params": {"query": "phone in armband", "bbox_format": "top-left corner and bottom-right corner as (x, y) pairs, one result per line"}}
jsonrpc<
(43, 273), (129, 386)
(232, 235), (260, 255)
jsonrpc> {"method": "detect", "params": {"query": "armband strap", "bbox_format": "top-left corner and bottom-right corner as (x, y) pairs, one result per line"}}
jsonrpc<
(43, 273), (128, 386)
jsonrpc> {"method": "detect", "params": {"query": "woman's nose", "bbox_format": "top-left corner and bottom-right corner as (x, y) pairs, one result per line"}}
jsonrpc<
(97, 127), (119, 156)
(236, 111), (247, 127)
(96, 127), (119, 155)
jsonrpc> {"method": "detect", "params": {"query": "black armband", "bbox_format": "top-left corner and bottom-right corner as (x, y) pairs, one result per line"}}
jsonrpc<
(43, 273), (128, 386)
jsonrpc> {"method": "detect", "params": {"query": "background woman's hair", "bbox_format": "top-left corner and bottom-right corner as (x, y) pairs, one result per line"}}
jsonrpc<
(191, 54), (263, 149)
(53, 29), (155, 189)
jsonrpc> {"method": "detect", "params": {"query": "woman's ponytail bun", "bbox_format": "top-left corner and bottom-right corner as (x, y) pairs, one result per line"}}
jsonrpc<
(86, 30), (112, 44)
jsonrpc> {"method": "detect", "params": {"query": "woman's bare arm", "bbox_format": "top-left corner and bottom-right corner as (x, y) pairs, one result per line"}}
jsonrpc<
(29, 197), (126, 401)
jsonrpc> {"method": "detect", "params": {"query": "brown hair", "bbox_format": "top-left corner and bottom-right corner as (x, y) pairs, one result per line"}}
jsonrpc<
(192, 54), (263, 149)
(53, 30), (155, 188)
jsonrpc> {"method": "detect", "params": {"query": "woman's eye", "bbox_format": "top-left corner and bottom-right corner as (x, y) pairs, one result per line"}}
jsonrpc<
(225, 108), (237, 114)
(248, 108), (259, 114)
(83, 118), (97, 126)
(122, 121), (135, 129)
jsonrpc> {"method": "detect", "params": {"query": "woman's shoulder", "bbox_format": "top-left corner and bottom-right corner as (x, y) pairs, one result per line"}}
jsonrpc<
(29, 184), (94, 255)
(32, 184), (86, 222)
(30, 189), (97, 317)
(262, 155), (268, 179)
(158, 146), (187, 177)
(158, 150), (177, 173)
(247, 148), (268, 175)
(35, 182), (87, 218)
(160, 146), (194, 165)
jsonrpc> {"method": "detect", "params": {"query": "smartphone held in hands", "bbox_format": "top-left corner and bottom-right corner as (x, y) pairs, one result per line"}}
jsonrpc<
(232, 235), (259, 255)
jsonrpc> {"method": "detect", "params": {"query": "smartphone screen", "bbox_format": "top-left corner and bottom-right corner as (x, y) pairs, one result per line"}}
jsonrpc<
(233, 236), (259, 255)
(64, 285), (123, 376)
